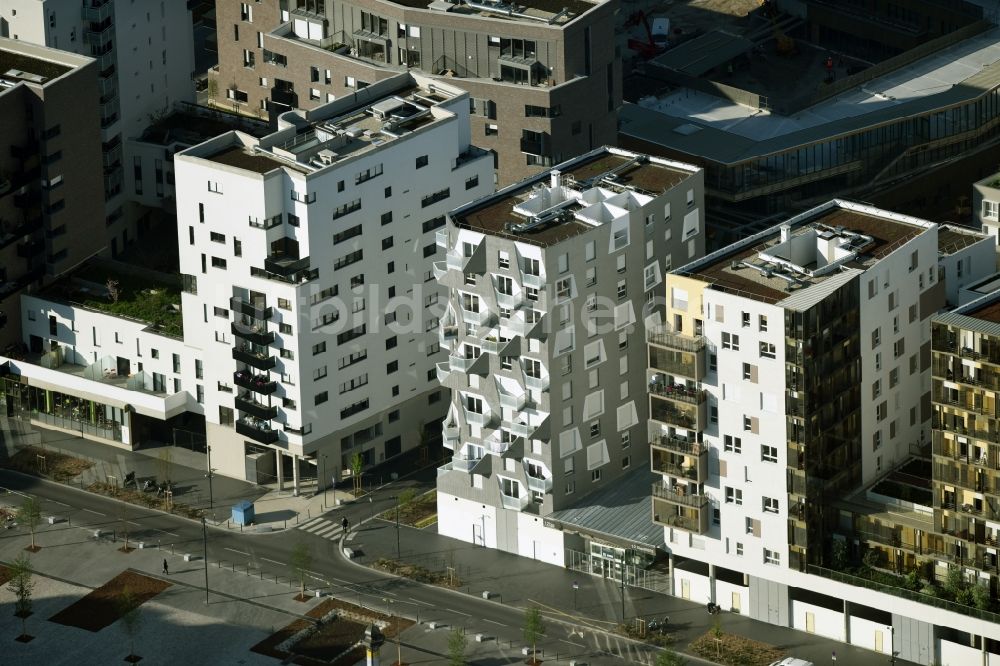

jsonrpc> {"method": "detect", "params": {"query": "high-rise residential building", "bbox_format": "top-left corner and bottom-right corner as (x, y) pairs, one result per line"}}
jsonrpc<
(1, 0), (196, 253)
(0, 72), (493, 491)
(973, 171), (1000, 245)
(435, 147), (704, 559)
(211, 0), (620, 185)
(650, 200), (999, 664)
(174, 72), (493, 485)
(0, 38), (105, 349)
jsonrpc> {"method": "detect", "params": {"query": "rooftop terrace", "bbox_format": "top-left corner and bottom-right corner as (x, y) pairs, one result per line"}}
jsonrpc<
(198, 75), (457, 175)
(0, 49), (72, 85)
(40, 262), (183, 337)
(937, 224), (988, 256)
(962, 297), (1000, 325)
(382, 0), (597, 24)
(452, 149), (698, 247)
(139, 103), (270, 147)
(680, 202), (931, 304)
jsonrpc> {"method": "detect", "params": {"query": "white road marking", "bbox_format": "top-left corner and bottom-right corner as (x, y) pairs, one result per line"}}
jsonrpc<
(406, 597), (435, 607)
(484, 619), (506, 627)
(51, 501), (70, 507)
(83, 508), (105, 516)
(126, 520), (141, 526)
(153, 529), (179, 537)
(261, 557), (283, 565)
(224, 547), (250, 556)
(444, 607), (472, 617)
(560, 639), (585, 648)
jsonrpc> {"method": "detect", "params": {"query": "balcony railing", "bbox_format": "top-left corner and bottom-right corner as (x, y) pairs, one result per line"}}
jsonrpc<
(230, 296), (273, 320)
(526, 474), (553, 493)
(233, 347), (276, 371)
(648, 343), (704, 381)
(233, 370), (277, 395)
(264, 254), (310, 277)
(235, 394), (278, 420)
(499, 389), (527, 411)
(448, 353), (489, 375)
(651, 482), (710, 509)
(521, 272), (544, 289)
(649, 383), (706, 405)
(443, 422), (460, 444)
(231, 322), (275, 346)
(524, 374), (549, 392)
(496, 290), (523, 310)
(651, 435), (708, 482)
(650, 394), (705, 430)
(236, 418), (279, 444)
(435, 361), (451, 384)
(432, 261), (448, 280)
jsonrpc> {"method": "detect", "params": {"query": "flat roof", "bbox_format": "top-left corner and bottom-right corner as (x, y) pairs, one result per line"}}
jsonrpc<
(192, 73), (460, 176)
(205, 144), (290, 174)
(451, 148), (698, 247)
(383, 0), (597, 24)
(962, 298), (1000, 324)
(622, 27), (1000, 164)
(139, 105), (270, 146)
(652, 29), (754, 78)
(0, 49), (72, 84)
(938, 224), (988, 256)
(678, 201), (930, 304)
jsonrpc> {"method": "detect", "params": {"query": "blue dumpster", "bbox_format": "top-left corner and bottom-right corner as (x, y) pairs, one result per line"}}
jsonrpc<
(232, 500), (255, 526)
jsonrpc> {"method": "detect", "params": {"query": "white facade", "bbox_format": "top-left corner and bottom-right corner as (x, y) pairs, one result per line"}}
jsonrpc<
(174, 73), (493, 484)
(656, 201), (1000, 664)
(973, 174), (1000, 246)
(0, 0), (196, 249)
(436, 147), (705, 560)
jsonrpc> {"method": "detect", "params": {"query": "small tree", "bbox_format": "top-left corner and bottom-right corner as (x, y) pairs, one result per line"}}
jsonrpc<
(447, 626), (467, 666)
(8, 553), (34, 640)
(711, 616), (723, 659)
(118, 586), (143, 662)
(350, 452), (364, 494)
(972, 582), (991, 611)
(830, 539), (848, 571)
(656, 649), (688, 666)
(398, 488), (417, 510)
(18, 497), (41, 551)
(522, 606), (545, 663)
(944, 566), (965, 600)
(862, 547), (881, 571)
(106, 278), (121, 304)
(290, 541), (312, 600)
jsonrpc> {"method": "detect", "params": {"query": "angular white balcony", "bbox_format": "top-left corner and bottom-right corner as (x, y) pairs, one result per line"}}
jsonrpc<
(508, 310), (546, 339)
(464, 409), (495, 428)
(435, 361), (451, 383)
(436, 229), (449, 248)
(521, 272), (544, 290)
(499, 387), (527, 411)
(439, 324), (459, 347)
(443, 421), (460, 445)
(449, 352), (489, 376)
(433, 261), (448, 280)
(506, 419), (533, 438)
(500, 490), (530, 511)
(496, 290), (523, 310)
(524, 374), (549, 392)
(445, 242), (486, 274)
(485, 432), (515, 455)
(526, 474), (553, 494)
(462, 308), (495, 327)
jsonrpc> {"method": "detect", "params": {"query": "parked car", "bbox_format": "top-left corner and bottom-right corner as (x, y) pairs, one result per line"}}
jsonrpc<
(769, 658), (815, 666)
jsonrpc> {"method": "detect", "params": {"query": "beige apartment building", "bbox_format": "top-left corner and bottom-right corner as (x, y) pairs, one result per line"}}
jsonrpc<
(212, 0), (620, 185)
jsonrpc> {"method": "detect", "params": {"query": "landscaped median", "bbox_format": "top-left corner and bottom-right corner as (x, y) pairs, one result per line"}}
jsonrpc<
(376, 489), (437, 528)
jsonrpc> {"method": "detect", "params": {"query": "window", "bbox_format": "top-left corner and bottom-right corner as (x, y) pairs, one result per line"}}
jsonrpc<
(465, 175), (479, 190)
(312, 341), (326, 355)
(314, 366), (328, 380)
(984, 200), (1000, 220)
(591, 469), (602, 482)
(764, 549), (780, 565)
(721, 332), (739, 351)
(759, 342), (776, 359)
(763, 497), (779, 514)
(741, 311), (750, 327)
(415, 155), (428, 169)
(421, 188), (450, 208)
(736, 542), (744, 556)
(759, 314), (768, 332)
(876, 401), (887, 421)
(742, 363), (754, 381)
(333, 199), (361, 219)
(381, 236), (394, 250)
(889, 367), (900, 388)
(589, 421), (601, 438)
(725, 487), (743, 505)
(724, 435), (742, 453)
(872, 379), (882, 398)
(315, 391), (328, 405)
(893, 338), (905, 359)
(621, 431), (631, 448)
(871, 327), (881, 348)
(761, 445), (777, 463)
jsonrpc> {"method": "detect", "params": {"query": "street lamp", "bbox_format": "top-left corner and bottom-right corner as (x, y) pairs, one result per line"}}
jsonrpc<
(201, 516), (209, 605)
(390, 495), (401, 560)
(322, 454), (328, 508)
(205, 444), (216, 519)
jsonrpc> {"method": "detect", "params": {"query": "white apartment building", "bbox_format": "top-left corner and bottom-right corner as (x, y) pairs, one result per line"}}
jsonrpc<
(652, 200), (998, 665)
(174, 72), (493, 487)
(0, 72), (493, 492)
(974, 171), (1000, 247)
(435, 147), (705, 562)
(0, 0), (196, 253)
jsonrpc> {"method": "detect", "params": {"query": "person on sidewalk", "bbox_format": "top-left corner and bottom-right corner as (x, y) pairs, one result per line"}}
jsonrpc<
(162, 559), (169, 575)
(341, 517), (349, 533)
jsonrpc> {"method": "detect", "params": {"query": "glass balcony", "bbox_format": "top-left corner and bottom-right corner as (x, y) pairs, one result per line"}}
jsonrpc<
(231, 322), (275, 346)
(496, 290), (523, 310)
(435, 361), (451, 384)
(650, 393), (705, 431)
(651, 483), (710, 533)
(508, 311), (546, 339)
(436, 230), (449, 248)
(445, 242), (486, 274)
(500, 491), (530, 511)
(526, 474), (553, 493)
(448, 352), (489, 375)
(230, 296), (273, 320)
(433, 261), (448, 280)
(233, 347), (276, 371)
(462, 308), (496, 327)
(499, 388), (527, 411)
(235, 393), (278, 420)
(236, 418), (279, 444)
(233, 370), (277, 395)
(521, 272), (544, 290)
(651, 436), (707, 482)
(443, 421), (460, 445)
(524, 374), (549, 392)
(648, 330), (706, 381)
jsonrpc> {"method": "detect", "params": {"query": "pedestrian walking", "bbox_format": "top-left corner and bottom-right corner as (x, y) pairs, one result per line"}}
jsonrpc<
(341, 517), (349, 532)
(162, 559), (169, 575)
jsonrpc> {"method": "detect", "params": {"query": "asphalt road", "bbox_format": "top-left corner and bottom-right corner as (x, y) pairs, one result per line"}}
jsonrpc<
(0, 469), (685, 666)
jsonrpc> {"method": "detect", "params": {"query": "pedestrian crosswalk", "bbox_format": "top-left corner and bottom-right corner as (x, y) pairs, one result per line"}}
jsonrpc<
(297, 516), (345, 541)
